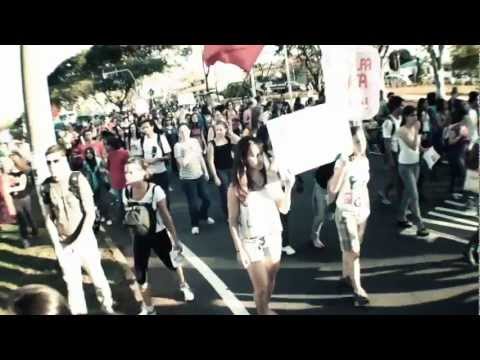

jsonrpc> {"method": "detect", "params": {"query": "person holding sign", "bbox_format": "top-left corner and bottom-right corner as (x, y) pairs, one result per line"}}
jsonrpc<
(329, 124), (371, 307)
(396, 106), (430, 237)
(227, 137), (295, 315)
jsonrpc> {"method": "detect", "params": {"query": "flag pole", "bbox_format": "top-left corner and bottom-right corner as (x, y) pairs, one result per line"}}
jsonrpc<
(284, 46), (293, 104)
(250, 69), (257, 98)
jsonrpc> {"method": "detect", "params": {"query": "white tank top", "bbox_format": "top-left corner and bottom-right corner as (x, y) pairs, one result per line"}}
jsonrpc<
(398, 134), (420, 165)
(239, 183), (283, 239)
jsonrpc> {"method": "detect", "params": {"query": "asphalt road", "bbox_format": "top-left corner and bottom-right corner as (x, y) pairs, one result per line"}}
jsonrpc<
(107, 153), (479, 315)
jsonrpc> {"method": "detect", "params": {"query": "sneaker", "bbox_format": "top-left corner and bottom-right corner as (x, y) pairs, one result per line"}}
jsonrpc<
(206, 217), (215, 225)
(22, 239), (30, 249)
(101, 304), (116, 315)
(139, 305), (157, 315)
(180, 283), (195, 302)
(191, 227), (200, 235)
(397, 221), (413, 229)
(312, 237), (325, 249)
(452, 193), (463, 200)
(416, 228), (430, 237)
(106, 220), (113, 226)
(282, 246), (296, 256)
(168, 186), (174, 192)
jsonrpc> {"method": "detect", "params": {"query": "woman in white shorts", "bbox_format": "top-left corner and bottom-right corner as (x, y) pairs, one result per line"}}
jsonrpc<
(329, 124), (371, 307)
(227, 136), (294, 315)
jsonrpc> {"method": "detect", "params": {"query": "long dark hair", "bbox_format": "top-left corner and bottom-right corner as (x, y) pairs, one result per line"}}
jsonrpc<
(231, 136), (266, 203)
(417, 98), (426, 120)
(84, 147), (97, 169)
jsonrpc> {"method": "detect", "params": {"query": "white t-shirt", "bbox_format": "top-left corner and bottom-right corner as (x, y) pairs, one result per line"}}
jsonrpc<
(174, 139), (204, 180)
(335, 155), (370, 219)
(122, 183), (167, 233)
(382, 115), (402, 153)
(142, 134), (171, 174)
(467, 109), (479, 144)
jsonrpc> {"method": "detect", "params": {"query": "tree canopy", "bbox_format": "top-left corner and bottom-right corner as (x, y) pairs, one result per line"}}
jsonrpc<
(48, 45), (187, 112)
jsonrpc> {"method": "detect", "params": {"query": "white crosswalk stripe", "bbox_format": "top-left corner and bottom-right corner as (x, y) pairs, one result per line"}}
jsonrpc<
(434, 206), (477, 218)
(423, 218), (477, 232)
(428, 211), (478, 226)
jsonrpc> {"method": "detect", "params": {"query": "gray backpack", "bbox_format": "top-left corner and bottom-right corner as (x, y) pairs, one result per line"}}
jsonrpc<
(123, 184), (158, 237)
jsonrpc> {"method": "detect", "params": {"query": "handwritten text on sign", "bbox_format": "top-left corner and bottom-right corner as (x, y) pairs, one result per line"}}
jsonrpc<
(352, 46), (382, 120)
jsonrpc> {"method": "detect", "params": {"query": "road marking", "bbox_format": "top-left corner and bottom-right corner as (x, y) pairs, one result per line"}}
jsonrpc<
(435, 206), (477, 218)
(428, 211), (479, 226)
(425, 230), (469, 245)
(422, 218), (477, 232)
(444, 200), (468, 208)
(235, 292), (353, 300)
(182, 245), (250, 315)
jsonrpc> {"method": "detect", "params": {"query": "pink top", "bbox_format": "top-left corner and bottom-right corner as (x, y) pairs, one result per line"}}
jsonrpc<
(107, 148), (129, 190)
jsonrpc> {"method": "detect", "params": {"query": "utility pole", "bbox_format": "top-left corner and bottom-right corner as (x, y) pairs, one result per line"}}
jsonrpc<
(284, 46), (293, 104)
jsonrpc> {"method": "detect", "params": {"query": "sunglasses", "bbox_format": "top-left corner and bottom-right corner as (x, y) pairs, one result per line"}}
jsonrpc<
(46, 159), (61, 166)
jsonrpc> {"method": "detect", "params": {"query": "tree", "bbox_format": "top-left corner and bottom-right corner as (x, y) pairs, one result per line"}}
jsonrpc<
(48, 45), (182, 112)
(451, 45), (480, 76)
(276, 45), (323, 93)
(423, 45), (446, 98)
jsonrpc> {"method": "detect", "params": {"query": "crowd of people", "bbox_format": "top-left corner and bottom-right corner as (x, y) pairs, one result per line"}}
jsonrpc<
(0, 88), (478, 315)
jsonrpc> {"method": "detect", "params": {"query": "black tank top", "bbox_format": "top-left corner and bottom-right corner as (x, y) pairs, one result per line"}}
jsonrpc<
(212, 138), (233, 170)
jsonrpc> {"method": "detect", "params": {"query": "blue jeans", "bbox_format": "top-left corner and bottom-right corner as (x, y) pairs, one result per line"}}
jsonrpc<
(216, 169), (232, 218)
(181, 176), (211, 227)
(398, 163), (424, 229)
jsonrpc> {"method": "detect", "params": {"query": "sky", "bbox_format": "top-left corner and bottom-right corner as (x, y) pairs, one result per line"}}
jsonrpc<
(0, 45), (449, 122)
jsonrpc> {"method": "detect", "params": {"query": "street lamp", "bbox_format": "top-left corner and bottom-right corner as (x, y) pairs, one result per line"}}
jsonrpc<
(102, 68), (139, 96)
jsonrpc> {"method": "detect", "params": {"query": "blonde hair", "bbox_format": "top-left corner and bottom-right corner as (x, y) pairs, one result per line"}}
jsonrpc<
(125, 157), (152, 180)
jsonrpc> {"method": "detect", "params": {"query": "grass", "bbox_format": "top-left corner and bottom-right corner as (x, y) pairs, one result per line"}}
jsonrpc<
(0, 225), (139, 315)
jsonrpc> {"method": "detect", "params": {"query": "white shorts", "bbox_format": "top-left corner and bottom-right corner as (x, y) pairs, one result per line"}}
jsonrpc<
(242, 232), (282, 264)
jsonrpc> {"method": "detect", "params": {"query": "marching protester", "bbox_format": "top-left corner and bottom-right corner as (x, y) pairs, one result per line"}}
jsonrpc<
(311, 160), (336, 249)
(122, 158), (194, 315)
(396, 106), (430, 237)
(207, 120), (240, 220)
(227, 136), (295, 314)
(256, 125), (296, 256)
(40, 144), (115, 315)
(329, 124), (371, 306)
(139, 119), (172, 207)
(106, 136), (130, 207)
(378, 95), (404, 205)
(7, 151), (38, 248)
(174, 124), (215, 235)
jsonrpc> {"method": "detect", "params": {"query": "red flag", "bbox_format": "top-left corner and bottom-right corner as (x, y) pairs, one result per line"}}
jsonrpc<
(203, 45), (264, 73)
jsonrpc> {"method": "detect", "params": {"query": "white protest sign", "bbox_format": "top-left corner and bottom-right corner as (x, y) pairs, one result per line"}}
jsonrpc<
(266, 45), (355, 175)
(423, 146), (441, 170)
(267, 104), (353, 176)
(178, 93), (196, 106)
(349, 45), (382, 121)
(134, 98), (150, 115)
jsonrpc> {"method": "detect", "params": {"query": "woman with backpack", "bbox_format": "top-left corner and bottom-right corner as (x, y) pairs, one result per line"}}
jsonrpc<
(329, 124), (371, 307)
(227, 136), (295, 315)
(207, 120), (240, 220)
(123, 158), (194, 315)
(6, 151), (38, 248)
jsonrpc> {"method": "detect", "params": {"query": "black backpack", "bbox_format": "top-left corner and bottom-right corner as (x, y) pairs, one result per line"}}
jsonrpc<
(140, 132), (169, 166)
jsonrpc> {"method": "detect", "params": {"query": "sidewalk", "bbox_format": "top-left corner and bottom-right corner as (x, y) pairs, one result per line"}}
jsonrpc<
(0, 224), (140, 315)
